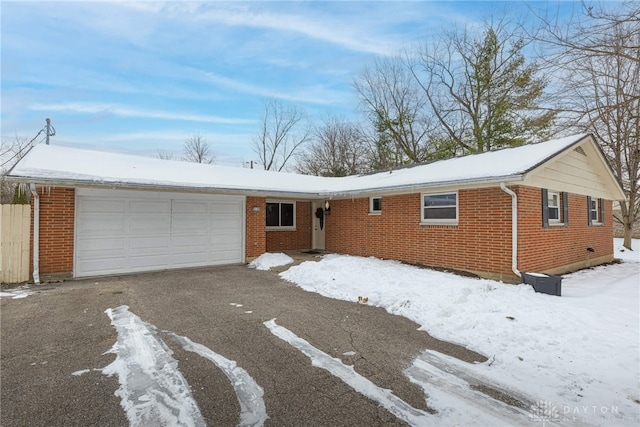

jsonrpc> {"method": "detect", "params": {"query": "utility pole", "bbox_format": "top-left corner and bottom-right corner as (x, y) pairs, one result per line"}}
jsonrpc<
(45, 118), (56, 145)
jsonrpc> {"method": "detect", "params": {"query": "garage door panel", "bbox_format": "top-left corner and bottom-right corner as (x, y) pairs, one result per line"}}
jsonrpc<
(211, 216), (242, 230)
(127, 254), (172, 269)
(130, 236), (170, 250)
(172, 201), (208, 214)
(172, 216), (209, 231)
(171, 235), (211, 252)
(130, 200), (171, 213)
(211, 203), (243, 215)
(75, 191), (244, 277)
(80, 199), (126, 214)
(170, 252), (210, 265)
(129, 216), (170, 233)
(77, 237), (125, 252)
(77, 257), (127, 273)
(77, 217), (126, 235)
(211, 251), (243, 263)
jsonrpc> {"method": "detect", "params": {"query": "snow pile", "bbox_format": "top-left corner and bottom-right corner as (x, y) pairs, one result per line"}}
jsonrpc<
(249, 253), (294, 271)
(0, 285), (34, 299)
(280, 243), (640, 425)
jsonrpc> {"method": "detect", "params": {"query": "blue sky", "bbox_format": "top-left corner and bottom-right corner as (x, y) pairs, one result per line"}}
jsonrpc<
(1, 1), (593, 167)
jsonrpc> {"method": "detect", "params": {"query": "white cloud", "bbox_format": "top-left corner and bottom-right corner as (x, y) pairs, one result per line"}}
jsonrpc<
(29, 102), (253, 125)
(192, 5), (397, 56)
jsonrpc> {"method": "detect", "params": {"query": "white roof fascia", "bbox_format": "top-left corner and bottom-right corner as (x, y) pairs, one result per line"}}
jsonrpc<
(3, 176), (324, 199)
(320, 174), (526, 198)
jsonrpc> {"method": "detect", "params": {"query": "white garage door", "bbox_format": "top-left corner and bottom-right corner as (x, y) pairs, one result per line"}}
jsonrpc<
(75, 189), (245, 277)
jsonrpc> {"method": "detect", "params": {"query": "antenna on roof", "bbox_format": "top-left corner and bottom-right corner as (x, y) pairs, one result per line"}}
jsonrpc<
(45, 118), (56, 145)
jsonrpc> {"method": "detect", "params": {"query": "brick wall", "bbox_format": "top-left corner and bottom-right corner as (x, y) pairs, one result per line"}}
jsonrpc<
(266, 201), (311, 251)
(325, 189), (513, 279)
(325, 186), (614, 281)
(517, 186), (613, 274)
(246, 196), (266, 258)
(30, 186), (75, 277)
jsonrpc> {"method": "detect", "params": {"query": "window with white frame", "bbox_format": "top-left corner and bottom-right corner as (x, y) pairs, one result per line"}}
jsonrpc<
(588, 197), (604, 225)
(266, 201), (295, 229)
(547, 191), (561, 223)
(369, 197), (382, 214)
(542, 189), (568, 227)
(422, 192), (457, 223)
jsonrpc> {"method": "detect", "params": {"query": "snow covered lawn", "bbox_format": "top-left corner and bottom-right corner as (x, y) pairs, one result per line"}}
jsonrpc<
(280, 239), (640, 426)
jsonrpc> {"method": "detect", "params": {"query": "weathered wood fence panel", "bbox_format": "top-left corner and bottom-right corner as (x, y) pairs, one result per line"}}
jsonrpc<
(0, 204), (31, 284)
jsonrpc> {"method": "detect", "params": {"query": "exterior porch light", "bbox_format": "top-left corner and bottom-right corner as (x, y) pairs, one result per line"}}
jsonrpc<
(324, 200), (331, 215)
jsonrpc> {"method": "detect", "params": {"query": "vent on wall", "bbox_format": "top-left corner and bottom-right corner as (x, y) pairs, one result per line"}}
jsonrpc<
(574, 146), (587, 156)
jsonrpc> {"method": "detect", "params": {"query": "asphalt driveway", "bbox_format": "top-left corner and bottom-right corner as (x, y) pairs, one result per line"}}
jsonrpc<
(1, 263), (487, 426)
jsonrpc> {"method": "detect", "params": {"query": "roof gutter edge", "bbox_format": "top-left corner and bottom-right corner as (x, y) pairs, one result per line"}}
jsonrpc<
(321, 175), (526, 198)
(5, 173), (526, 199)
(3, 176), (323, 199)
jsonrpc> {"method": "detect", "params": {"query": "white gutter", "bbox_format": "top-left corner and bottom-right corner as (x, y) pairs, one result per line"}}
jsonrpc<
(318, 175), (526, 198)
(500, 182), (521, 278)
(30, 184), (40, 284)
(5, 174), (526, 200)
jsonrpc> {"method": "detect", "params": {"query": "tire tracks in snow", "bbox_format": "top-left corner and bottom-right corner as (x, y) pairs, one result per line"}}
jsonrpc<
(102, 305), (267, 427)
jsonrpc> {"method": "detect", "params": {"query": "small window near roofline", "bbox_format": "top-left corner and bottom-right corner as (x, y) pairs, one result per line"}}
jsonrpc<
(369, 197), (382, 214)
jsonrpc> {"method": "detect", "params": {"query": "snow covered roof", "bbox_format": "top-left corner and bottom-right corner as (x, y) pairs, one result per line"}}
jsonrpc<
(7, 133), (604, 198)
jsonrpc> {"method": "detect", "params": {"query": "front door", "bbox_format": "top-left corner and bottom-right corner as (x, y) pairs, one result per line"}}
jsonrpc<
(311, 201), (326, 251)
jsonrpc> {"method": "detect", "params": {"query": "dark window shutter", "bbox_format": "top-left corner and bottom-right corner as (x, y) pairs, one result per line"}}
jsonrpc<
(587, 196), (593, 226)
(562, 192), (569, 226)
(599, 198), (605, 225)
(542, 188), (549, 228)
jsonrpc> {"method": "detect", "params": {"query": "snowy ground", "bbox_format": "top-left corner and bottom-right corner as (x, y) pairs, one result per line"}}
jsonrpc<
(248, 252), (294, 271)
(280, 238), (640, 426)
(5, 240), (638, 426)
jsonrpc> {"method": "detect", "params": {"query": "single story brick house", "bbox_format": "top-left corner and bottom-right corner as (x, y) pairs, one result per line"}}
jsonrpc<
(6, 133), (625, 283)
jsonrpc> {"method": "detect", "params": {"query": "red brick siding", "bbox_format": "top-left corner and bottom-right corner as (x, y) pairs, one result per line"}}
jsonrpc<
(266, 201), (311, 251)
(30, 187), (75, 275)
(517, 186), (613, 273)
(325, 189), (513, 277)
(246, 196), (266, 258)
(326, 187), (614, 279)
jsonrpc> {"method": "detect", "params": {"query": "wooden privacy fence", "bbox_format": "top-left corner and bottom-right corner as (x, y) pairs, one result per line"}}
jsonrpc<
(1, 204), (31, 284)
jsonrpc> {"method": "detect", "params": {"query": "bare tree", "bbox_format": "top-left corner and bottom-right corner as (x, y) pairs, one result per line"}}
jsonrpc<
(296, 117), (368, 177)
(252, 98), (311, 171)
(156, 149), (175, 160)
(182, 133), (215, 164)
(1, 135), (32, 204)
(412, 19), (556, 153)
(353, 55), (437, 165)
(535, 1), (640, 249)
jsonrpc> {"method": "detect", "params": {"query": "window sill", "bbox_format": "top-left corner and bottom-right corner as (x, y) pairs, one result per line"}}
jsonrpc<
(548, 222), (566, 227)
(368, 211), (382, 216)
(420, 221), (458, 227)
(266, 227), (297, 231)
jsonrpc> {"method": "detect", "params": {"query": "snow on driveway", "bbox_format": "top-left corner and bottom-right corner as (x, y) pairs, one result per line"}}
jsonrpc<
(280, 239), (640, 426)
(102, 306), (268, 427)
(168, 333), (268, 427)
(264, 319), (431, 426)
(103, 306), (206, 427)
(0, 285), (34, 299)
